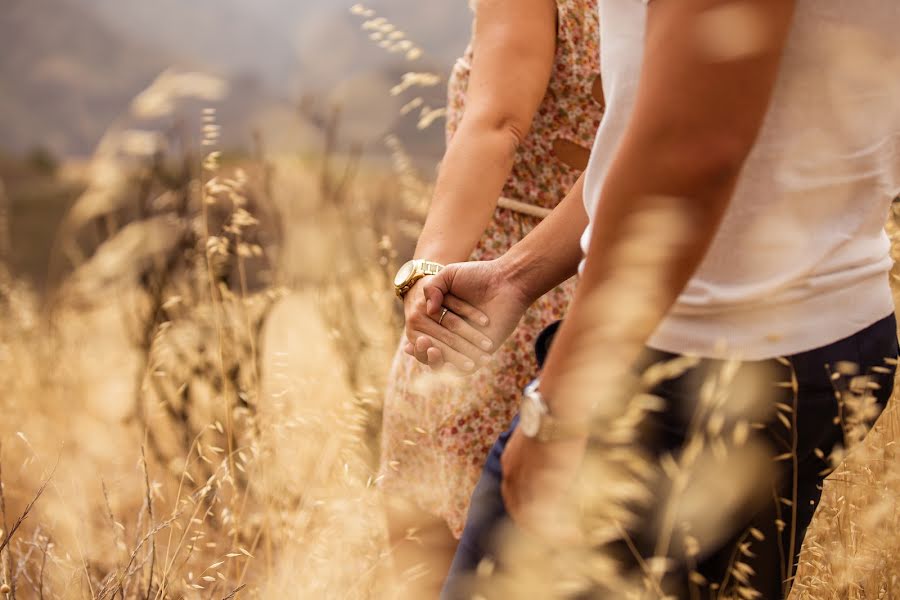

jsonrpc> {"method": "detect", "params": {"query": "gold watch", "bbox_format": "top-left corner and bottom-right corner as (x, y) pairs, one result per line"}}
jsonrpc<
(393, 259), (445, 299)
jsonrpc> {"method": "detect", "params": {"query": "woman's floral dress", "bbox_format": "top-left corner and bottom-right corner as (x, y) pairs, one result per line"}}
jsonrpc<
(379, 0), (603, 537)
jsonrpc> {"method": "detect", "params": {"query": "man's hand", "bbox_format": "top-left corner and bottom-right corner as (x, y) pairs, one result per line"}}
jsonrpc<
(500, 427), (585, 544)
(402, 275), (496, 372)
(404, 259), (533, 370)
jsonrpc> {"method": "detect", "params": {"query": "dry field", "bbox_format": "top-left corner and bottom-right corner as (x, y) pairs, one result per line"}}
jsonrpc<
(2, 29), (900, 600)
(0, 77), (420, 597)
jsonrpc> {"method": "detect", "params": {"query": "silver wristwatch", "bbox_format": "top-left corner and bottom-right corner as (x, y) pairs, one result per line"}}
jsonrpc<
(519, 379), (588, 442)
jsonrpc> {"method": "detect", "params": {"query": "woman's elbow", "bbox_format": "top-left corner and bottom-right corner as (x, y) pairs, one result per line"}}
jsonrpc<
(466, 111), (530, 155)
(496, 115), (529, 148)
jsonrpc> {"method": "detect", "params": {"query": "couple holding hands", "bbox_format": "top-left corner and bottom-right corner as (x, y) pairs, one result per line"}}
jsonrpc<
(379, 0), (900, 598)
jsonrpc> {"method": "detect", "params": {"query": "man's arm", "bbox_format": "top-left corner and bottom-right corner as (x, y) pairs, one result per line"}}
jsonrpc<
(398, 0), (559, 371)
(425, 172), (588, 313)
(539, 0), (797, 404)
(493, 173), (589, 305)
(413, 174), (589, 370)
(499, 0), (798, 535)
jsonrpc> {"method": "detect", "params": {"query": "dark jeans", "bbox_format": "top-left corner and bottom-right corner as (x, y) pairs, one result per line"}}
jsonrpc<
(443, 315), (898, 599)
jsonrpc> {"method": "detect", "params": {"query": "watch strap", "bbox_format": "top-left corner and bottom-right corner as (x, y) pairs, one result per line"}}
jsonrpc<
(396, 259), (444, 298)
(396, 276), (418, 298)
(523, 379), (589, 443)
(419, 260), (444, 276)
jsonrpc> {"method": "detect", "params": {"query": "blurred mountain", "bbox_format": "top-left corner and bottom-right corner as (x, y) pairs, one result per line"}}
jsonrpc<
(79, 0), (299, 91)
(0, 0), (169, 156)
(78, 0), (472, 156)
(292, 0), (471, 94)
(290, 0), (471, 160)
(1, 0), (471, 159)
(80, 0), (471, 95)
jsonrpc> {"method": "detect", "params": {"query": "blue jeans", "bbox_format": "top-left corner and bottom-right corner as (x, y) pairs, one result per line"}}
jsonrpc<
(442, 321), (559, 597)
(442, 414), (517, 592)
(442, 315), (898, 599)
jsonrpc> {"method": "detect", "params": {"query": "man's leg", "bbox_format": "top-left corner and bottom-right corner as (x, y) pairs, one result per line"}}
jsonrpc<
(670, 315), (898, 598)
(444, 315), (898, 598)
(441, 418), (516, 599)
(442, 322), (560, 598)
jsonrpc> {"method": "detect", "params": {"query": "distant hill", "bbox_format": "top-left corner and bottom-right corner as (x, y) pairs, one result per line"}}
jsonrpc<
(0, 0), (170, 156)
(292, 1), (471, 160)
(80, 0), (299, 91)
(293, 0), (471, 95)
(80, 0), (471, 96)
(1, 0), (472, 159)
(78, 0), (473, 156)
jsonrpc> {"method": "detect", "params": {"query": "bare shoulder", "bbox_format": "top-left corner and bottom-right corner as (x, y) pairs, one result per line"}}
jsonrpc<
(471, 0), (558, 35)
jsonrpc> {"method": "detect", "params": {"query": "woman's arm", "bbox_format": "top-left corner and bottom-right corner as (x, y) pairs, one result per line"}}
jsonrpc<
(402, 0), (558, 370)
(416, 0), (795, 382)
(412, 0), (557, 265)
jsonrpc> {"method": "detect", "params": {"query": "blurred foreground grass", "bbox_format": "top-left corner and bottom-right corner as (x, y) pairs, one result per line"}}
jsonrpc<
(0, 121), (425, 597)
(1, 104), (900, 600)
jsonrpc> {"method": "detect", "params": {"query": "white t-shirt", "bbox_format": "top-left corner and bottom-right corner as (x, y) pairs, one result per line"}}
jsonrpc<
(582, 0), (900, 360)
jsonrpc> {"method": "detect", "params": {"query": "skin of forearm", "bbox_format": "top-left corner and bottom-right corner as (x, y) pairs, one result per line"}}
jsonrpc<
(497, 174), (589, 304)
(536, 0), (797, 417)
(413, 116), (522, 264)
(539, 154), (740, 418)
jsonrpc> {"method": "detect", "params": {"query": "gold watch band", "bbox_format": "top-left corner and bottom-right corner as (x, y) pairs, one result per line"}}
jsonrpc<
(419, 260), (443, 276)
(395, 259), (445, 298)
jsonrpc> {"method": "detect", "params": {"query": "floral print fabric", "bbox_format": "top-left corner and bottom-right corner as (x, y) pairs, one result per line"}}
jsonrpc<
(379, 0), (603, 537)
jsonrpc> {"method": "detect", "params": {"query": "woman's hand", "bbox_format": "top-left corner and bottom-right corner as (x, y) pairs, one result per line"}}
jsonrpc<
(405, 259), (533, 370)
(402, 276), (495, 373)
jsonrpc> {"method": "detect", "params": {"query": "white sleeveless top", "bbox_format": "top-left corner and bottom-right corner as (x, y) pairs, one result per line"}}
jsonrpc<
(582, 0), (900, 359)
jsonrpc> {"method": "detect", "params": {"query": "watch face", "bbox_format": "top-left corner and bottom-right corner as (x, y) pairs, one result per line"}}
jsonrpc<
(394, 260), (415, 287)
(520, 399), (540, 438)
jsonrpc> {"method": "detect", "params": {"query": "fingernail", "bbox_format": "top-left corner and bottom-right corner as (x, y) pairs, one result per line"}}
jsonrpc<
(463, 360), (475, 370)
(480, 339), (493, 351)
(480, 355), (492, 365)
(480, 316), (489, 326)
(426, 299), (433, 313)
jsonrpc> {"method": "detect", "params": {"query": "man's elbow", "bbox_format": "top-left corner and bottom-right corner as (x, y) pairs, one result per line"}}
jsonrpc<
(661, 131), (756, 192)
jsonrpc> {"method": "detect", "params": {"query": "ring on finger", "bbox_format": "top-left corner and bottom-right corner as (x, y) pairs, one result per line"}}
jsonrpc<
(438, 307), (449, 325)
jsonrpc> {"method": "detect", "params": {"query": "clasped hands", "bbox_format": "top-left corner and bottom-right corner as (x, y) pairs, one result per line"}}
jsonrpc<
(401, 258), (586, 545)
(401, 259), (530, 372)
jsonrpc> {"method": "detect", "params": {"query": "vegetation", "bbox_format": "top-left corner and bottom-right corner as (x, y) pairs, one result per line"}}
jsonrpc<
(1, 4), (899, 599)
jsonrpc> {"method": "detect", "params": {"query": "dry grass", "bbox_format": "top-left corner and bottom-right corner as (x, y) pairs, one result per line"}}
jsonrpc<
(787, 212), (900, 600)
(4, 143), (897, 598)
(1, 36), (899, 600)
(0, 71), (420, 597)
